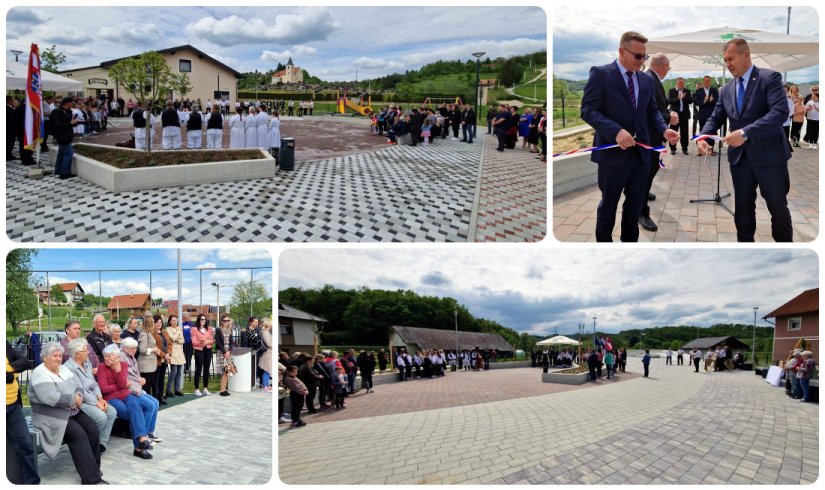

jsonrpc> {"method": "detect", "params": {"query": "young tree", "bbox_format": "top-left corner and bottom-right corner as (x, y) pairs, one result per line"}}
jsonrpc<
(41, 45), (66, 73)
(50, 284), (67, 305)
(6, 249), (39, 334)
(171, 73), (193, 101)
(231, 280), (271, 318)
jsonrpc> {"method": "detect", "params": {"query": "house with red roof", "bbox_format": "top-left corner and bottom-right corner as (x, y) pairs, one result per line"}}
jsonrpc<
(765, 288), (818, 362)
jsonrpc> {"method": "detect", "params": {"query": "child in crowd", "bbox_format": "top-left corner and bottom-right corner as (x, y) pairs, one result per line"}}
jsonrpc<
(282, 365), (308, 428)
(370, 113), (379, 135)
(420, 117), (432, 146)
(332, 366), (348, 409)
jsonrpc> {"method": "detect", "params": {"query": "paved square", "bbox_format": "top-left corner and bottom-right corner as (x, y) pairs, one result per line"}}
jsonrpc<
(278, 358), (818, 484)
(6, 124), (546, 243)
(554, 146), (818, 242)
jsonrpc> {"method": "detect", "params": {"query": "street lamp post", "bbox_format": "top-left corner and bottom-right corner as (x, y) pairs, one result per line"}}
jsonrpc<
(10, 49), (23, 62)
(211, 282), (221, 324)
(36, 283), (42, 331)
(752, 307), (759, 366)
(454, 309), (459, 366)
(472, 52), (486, 138)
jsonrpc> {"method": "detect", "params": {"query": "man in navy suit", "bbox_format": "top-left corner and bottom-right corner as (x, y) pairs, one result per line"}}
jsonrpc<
(693, 76), (720, 154)
(581, 31), (679, 242)
(668, 77), (692, 155)
(697, 38), (793, 242)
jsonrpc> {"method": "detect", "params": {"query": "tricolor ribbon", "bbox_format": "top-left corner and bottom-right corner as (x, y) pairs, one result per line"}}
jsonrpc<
(553, 142), (669, 168)
(692, 134), (724, 143)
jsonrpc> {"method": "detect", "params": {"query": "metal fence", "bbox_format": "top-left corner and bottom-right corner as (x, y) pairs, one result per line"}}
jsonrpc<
(8, 266), (272, 387)
(553, 94), (584, 129)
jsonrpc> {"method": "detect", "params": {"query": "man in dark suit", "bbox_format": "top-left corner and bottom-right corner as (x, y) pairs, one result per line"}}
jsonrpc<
(640, 53), (679, 232)
(697, 38), (793, 242)
(581, 31), (678, 242)
(668, 77), (692, 155)
(693, 75), (719, 154)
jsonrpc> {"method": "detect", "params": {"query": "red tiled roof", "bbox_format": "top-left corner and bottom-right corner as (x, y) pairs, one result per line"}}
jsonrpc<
(58, 282), (81, 292)
(107, 293), (151, 309)
(764, 288), (819, 318)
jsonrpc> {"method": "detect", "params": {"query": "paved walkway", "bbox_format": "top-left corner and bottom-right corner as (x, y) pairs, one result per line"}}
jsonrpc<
(553, 145), (819, 242)
(278, 358), (818, 484)
(37, 391), (272, 485)
(7, 132), (545, 242)
(472, 135), (547, 241)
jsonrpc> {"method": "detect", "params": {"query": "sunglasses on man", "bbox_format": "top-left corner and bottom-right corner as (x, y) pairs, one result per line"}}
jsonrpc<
(623, 48), (649, 61)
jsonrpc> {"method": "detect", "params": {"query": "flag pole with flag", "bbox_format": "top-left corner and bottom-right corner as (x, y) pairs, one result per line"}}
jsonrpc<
(24, 43), (44, 167)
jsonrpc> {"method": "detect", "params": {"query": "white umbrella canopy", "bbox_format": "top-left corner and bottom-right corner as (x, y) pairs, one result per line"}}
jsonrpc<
(6, 62), (83, 91)
(536, 335), (580, 346)
(647, 26), (819, 74)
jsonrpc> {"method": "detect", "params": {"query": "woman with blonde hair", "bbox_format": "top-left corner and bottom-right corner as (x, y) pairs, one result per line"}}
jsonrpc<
(215, 314), (236, 396)
(164, 313), (185, 398)
(259, 318), (273, 392)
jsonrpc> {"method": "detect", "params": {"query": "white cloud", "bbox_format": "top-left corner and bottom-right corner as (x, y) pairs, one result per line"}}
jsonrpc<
(216, 249), (271, 263)
(185, 8), (337, 47)
(292, 45), (317, 57)
(195, 262), (217, 270)
(354, 56), (404, 70)
(97, 24), (163, 44)
(261, 50), (292, 62)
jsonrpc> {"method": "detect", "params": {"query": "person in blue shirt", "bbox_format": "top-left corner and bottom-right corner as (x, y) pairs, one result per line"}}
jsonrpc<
(27, 329), (42, 368)
(642, 349), (651, 377)
(182, 313), (193, 375)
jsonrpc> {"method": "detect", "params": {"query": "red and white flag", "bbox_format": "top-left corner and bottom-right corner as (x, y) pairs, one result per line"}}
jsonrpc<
(24, 43), (44, 151)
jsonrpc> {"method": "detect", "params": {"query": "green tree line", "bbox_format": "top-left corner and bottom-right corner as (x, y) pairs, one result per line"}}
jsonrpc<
(278, 285), (521, 347)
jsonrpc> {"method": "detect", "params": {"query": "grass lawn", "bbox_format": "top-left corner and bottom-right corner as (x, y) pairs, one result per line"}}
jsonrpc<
(514, 79), (547, 101)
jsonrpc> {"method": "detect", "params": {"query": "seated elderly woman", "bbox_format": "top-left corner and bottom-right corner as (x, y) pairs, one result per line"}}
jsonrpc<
(96, 340), (160, 459)
(63, 338), (117, 453)
(110, 324), (123, 347)
(28, 341), (107, 484)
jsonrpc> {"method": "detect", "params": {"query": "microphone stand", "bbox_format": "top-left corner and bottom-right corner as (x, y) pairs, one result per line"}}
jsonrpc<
(690, 124), (733, 216)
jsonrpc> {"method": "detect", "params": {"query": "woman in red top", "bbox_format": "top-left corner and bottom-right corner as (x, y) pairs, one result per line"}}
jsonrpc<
(190, 314), (215, 396)
(97, 344), (158, 459)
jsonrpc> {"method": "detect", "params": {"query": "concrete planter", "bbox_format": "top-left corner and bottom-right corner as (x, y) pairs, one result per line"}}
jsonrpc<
(542, 370), (589, 385)
(69, 144), (275, 192)
(489, 361), (531, 369)
(553, 153), (596, 197)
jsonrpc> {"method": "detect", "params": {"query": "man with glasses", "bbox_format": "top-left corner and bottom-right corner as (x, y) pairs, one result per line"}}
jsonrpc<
(693, 76), (720, 155)
(580, 31), (678, 242)
(697, 38), (793, 242)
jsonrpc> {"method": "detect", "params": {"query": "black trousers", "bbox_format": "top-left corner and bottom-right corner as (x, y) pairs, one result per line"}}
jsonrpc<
(194, 349), (212, 388)
(677, 355), (683, 365)
(669, 114), (689, 151)
(183, 341), (193, 373)
(791, 121), (804, 142)
(641, 149), (662, 218)
(806, 120), (819, 144)
(152, 364), (167, 399)
(409, 130), (420, 146)
(694, 358), (701, 372)
(643, 364), (649, 377)
(64, 411), (102, 484)
(16, 133), (35, 165)
(596, 151), (648, 242)
(306, 385), (318, 412)
(6, 401), (40, 484)
(496, 131), (506, 150)
(729, 156), (792, 242)
(362, 372), (373, 389)
(141, 370), (156, 397)
(289, 391), (304, 422)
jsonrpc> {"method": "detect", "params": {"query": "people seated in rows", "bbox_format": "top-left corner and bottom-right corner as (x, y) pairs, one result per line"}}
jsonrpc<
(63, 338), (117, 454)
(61, 320), (99, 371)
(28, 342), (107, 484)
(97, 342), (159, 460)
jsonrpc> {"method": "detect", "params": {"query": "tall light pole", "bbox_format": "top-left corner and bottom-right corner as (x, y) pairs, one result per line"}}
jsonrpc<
(752, 307), (759, 366)
(472, 51), (486, 138)
(211, 282), (221, 325)
(593, 317), (597, 348)
(454, 309), (459, 365)
(10, 49), (23, 62)
(36, 283), (42, 331)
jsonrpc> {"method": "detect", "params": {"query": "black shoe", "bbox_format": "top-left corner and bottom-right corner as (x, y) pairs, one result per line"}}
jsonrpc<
(165, 392), (174, 398)
(220, 391), (230, 396)
(308, 410), (320, 414)
(639, 216), (658, 232)
(174, 391), (184, 396)
(139, 439), (153, 450)
(647, 192), (656, 201)
(682, 149), (689, 155)
(58, 174), (77, 179)
(133, 449), (153, 460)
(159, 399), (167, 406)
(99, 444), (106, 454)
(670, 150), (676, 155)
(147, 433), (161, 442)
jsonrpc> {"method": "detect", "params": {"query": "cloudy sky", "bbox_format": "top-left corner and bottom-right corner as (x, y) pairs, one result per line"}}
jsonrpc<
(553, 6), (819, 82)
(29, 248), (272, 306)
(279, 249), (818, 337)
(6, 5), (546, 81)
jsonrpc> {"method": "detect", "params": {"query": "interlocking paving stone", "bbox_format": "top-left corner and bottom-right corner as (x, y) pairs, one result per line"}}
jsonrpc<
(7, 138), (477, 242)
(279, 358), (817, 484)
(554, 145), (819, 242)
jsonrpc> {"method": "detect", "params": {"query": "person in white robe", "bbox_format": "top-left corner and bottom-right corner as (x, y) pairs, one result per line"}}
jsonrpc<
(160, 101), (182, 150)
(184, 104), (204, 149)
(177, 107), (191, 148)
(229, 107), (245, 148)
(268, 110), (281, 160)
(256, 105), (270, 148)
(244, 106), (258, 148)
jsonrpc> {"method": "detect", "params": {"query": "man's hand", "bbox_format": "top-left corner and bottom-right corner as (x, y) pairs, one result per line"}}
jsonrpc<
(615, 129), (636, 149)
(664, 129), (680, 145)
(697, 139), (713, 155)
(723, 129), (746, 148)
(669, 112), (679, 126)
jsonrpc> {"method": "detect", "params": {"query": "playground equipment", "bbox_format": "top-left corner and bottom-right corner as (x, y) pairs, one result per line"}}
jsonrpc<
(422, 96), (464, 107)
(336, 88), (372, 115)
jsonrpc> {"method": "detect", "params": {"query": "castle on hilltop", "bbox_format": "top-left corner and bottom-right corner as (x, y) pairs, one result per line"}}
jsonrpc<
(271, 57), (303, 85)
